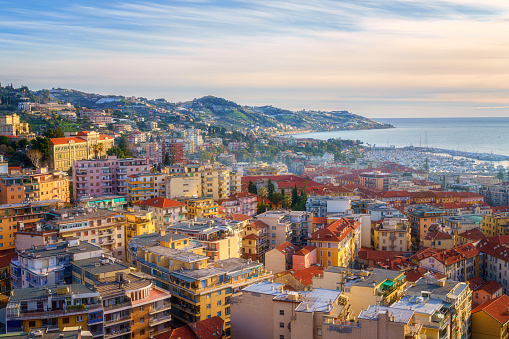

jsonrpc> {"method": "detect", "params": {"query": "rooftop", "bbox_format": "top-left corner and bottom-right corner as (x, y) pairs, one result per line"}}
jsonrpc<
(72, 257), (132, 275)
(171, 258), (262, 281)
(391, 296), (445, 315)
(358, 305), (414, 324)
(9, 284), (98, 302)
(145, 245), (208, 263)
(20, 240), (102, 259)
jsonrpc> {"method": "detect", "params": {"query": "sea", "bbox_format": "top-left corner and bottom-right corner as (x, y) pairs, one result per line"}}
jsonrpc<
(293, 117), (509, 156)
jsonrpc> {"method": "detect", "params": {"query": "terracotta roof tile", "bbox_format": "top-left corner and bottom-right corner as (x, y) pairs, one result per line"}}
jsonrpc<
(282, 265), (324, 286)
(294, 246), (316, 256)
(309, 218), (360, 242)
(134, 197), (185, 208)
(274, 241), (299, 255)
(472, 295), (509, 325)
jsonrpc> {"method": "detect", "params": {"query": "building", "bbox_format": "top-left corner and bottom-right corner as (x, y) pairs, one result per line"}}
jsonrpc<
(373, 218), (411, 252)
(292, 245), (317, 270)
(0, 114), (30, 136)
(264, 241), (299, 274)
(230, 281), (349, 339)
(421, 231), (454, 249)
(179, 197), (219, 219)
(404, 204), (446, 239)
(165, 176), (202, 199)
(305, 195), (353, 218)
(5, 284), (102, 333)
(168, 258), (271, 337)
(73, 156), (149, 201)
(241, 219), (268, 263)
(321, 305), (422, 339)
(456, 228), (485, 245)
(274, 265), (324, 292)
(312, 267), (406, 318)
(133, 197), (187, 230)
(71, 256), (132, 287)
(476, 236), (509, 294)
(50, 131), (115, 171)
(307, 218), (361, 269)
(10, 239), (102, 289)
(480, 182), (509, 206)
(482, 213), (509, 237)
(75, 195), (128, 211)
(368, 203), (405, 221)
(394, 278), (472, 339)
(0, 251), (17, 295)
(359, 171), (393, 191)
(127, 173), (167, 203)
(123, 209), (156, 245)
(255, 211), (292, 249)
(288, 211), (313, 247)
(43, 208), (127, 260)
(0, 170), (70, 205)
(217, 192), (257, 217)
(468, 277), (503, 307)
(472, 295), (509, 339)
(94, 272), (173, 339)
(2, 327), (93, 339)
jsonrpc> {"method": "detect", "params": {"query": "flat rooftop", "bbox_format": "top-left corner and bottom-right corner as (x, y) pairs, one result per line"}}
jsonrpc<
(145, 245), (208, 263)
(20, 241), (102, 258)
(391, 296), (444, 315)
(9, 284), (97, 302)
(359, 305), (414, 324)
(324, 267), (403, 288)
(72, 257), (133, 275)
(172, 258), (262, 281)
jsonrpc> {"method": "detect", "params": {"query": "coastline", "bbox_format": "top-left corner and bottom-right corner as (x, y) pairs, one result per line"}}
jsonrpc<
(276, 124), (395, 137)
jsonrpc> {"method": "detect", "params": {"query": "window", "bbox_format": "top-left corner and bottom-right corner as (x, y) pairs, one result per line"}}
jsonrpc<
(140, 318), (145, 324)
(317, 328), (322, 336)
(140, 329), (145, 336)
(217, 311), (221, 317)
(63, 317), (70, 324)
(207, 293), (211, 299)
(207, 304), (211, 309)
(280, 310), (284, 315)
(217, 290), (221, 295)
(280, 322), (284, 328)
(29, 321), (36, 327)
(140, 305), (144, 311)
(217, 300), (221, 306)
(280, 336), (285, 339)
(76, 315), (83, 322)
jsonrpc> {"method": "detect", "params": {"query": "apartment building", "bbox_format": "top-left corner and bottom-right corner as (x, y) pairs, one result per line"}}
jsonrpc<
(166, 218), (244, 261)
(241, 219), (268, 263)
(71, 256), (132, 287)
(75, 195), (128, 211)
(307, 218), (361, 269)
(255, 211), (292, 250)
(231, 281), (349, 339)
(264, 241), (299, 274)
(133, 198), (187, 230)
(482, 213), (509, 237)
(168, 257), (271, 337)
(127, 173), (167, 203)
(217, 192), (257, 217)
(393, 278), (472, 339)
(359, 171), (393, 191)
(472, 295), (509, 339)
(5, 284), (103, 334)
(123, 209), (155, 245)
(0, 200), (63, 252)
(94, 272), (173, 339)
(73, 156), (149, 201)
(10, 238), (102, 289)
(0, 169), (69, 205)
(413, 243), (481, 282)
(178, 197), (219, 219)
(313, 267), (406, 318)
(480, 182), (509, 206)
(404, 204), (446, 239)
(165, 176), (201, 199)
(373, 218), (411, 252)
(476, 236), (509, 294)
(422, 231), (454, 249)
(321, 305), (422, 339)
(50, 131), (114, 171)
(44, 208), (127, 260)
(288, 211), (313, 247)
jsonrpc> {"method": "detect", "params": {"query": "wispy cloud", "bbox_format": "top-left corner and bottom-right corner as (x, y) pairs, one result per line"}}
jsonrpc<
(1, 0), (509, 117)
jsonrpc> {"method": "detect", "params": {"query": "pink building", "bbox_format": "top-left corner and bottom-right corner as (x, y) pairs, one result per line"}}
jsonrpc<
(292, 245), (317, 270)
(73, 155), (149, 200)
(217, 192), (257, 216)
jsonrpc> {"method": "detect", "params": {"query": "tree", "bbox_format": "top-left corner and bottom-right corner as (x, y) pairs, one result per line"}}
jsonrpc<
(423, 157), (430, 173)
(267, 179), (275, 201)
(291, 185), (299, 208)
(31, 137), (51, 161)
(282, 195), (292, 210)
(96, 143), (104, 159)
(258, 187), (268, 201)
(17, 138), (29, 149)
(164, 152), (171, 166)
(26, 149), (43, 168)
(92, 144), (100, 159)
(497, 170), (505, 181)
(43, 127), (65, 138)
(107, 146), (126, 158)
(248, 181), (257, 195)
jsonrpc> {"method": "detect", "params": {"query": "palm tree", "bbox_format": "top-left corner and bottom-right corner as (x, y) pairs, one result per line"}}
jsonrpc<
(97, 143), (105, 159)
(92, 144), (100, 159)
(282, 195), (292, 210)
(258, 187), (267, 201)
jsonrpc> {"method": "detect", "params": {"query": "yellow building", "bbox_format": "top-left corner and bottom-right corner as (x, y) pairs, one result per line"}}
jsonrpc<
(307, 218), (361, 269)
(123, 209), (156, 245)
(482, 213), (509, 237)
(5, 285), (102, 333)
(178, 197), (219, 219)
(127, 173), (167, 203)
(71, 256), (133, 287)
(373, 218), (412, 252)
(404, 204), (446, 240)
(49, 131), (114, 171)
(0, 114), (30, 136)
(168, 258), (272, 337)
(472, 295), (509, 339)
(25, 170), (70, 203)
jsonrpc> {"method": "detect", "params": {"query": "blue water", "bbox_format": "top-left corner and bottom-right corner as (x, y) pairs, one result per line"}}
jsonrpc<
(293, 117), (509, 156)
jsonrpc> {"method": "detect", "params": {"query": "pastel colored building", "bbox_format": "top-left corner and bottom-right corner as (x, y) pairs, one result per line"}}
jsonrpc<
(133, 197), (187, 230)
(292, 245), (317, 270)
(264, 241), (299, 274)
(472, 295), (509, 339)
(73, 156), (149, 201)
(217, 192), (257, 217)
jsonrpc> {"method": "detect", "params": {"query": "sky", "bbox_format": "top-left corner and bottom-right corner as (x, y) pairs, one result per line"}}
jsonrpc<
(1, 0), (509, 118)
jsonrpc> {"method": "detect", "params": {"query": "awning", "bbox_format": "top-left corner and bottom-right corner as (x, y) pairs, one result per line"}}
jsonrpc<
(381, 280), (394, 288)
(170, 272), (197, 283)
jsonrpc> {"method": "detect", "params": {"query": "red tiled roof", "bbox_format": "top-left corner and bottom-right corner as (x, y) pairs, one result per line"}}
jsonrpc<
(423, 231), (453, 241)
(283, 265), (324, 286)
(50, 137), (87, 145)
(250, 220), (268, 230)
(479, 280), (503, 295)
(274, 241), (299, 255)
(99, 134), (112, 140)
(312, 217), (328, 224)
(0, 251), (17, 268)
(477, 236), (509, 262)
(404, 267), (429, 283)
(169, 316), (224, 339)
(244, 234), (259, 240)
(458, 228), (486, 242)
(134, 197), (185, 208)
(472, 295), (509, 325)
(468, 277), (486, 291)
(294, 246), (316, 256)
(309, 218), (360, 242)
(415, 243), (480, 266)
(358, 248), (409, 261)
(231, 214), (252, 222)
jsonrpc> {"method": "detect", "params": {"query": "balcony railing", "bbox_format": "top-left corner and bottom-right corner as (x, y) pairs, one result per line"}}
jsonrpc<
(104, 328), (131, 339)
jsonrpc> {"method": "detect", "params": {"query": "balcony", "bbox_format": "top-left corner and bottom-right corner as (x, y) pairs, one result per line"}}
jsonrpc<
(150, 302), (172, 314)
(150, 313), (172, 326)
(105, 314), (131, 326)
(104, 328), (131, 339)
